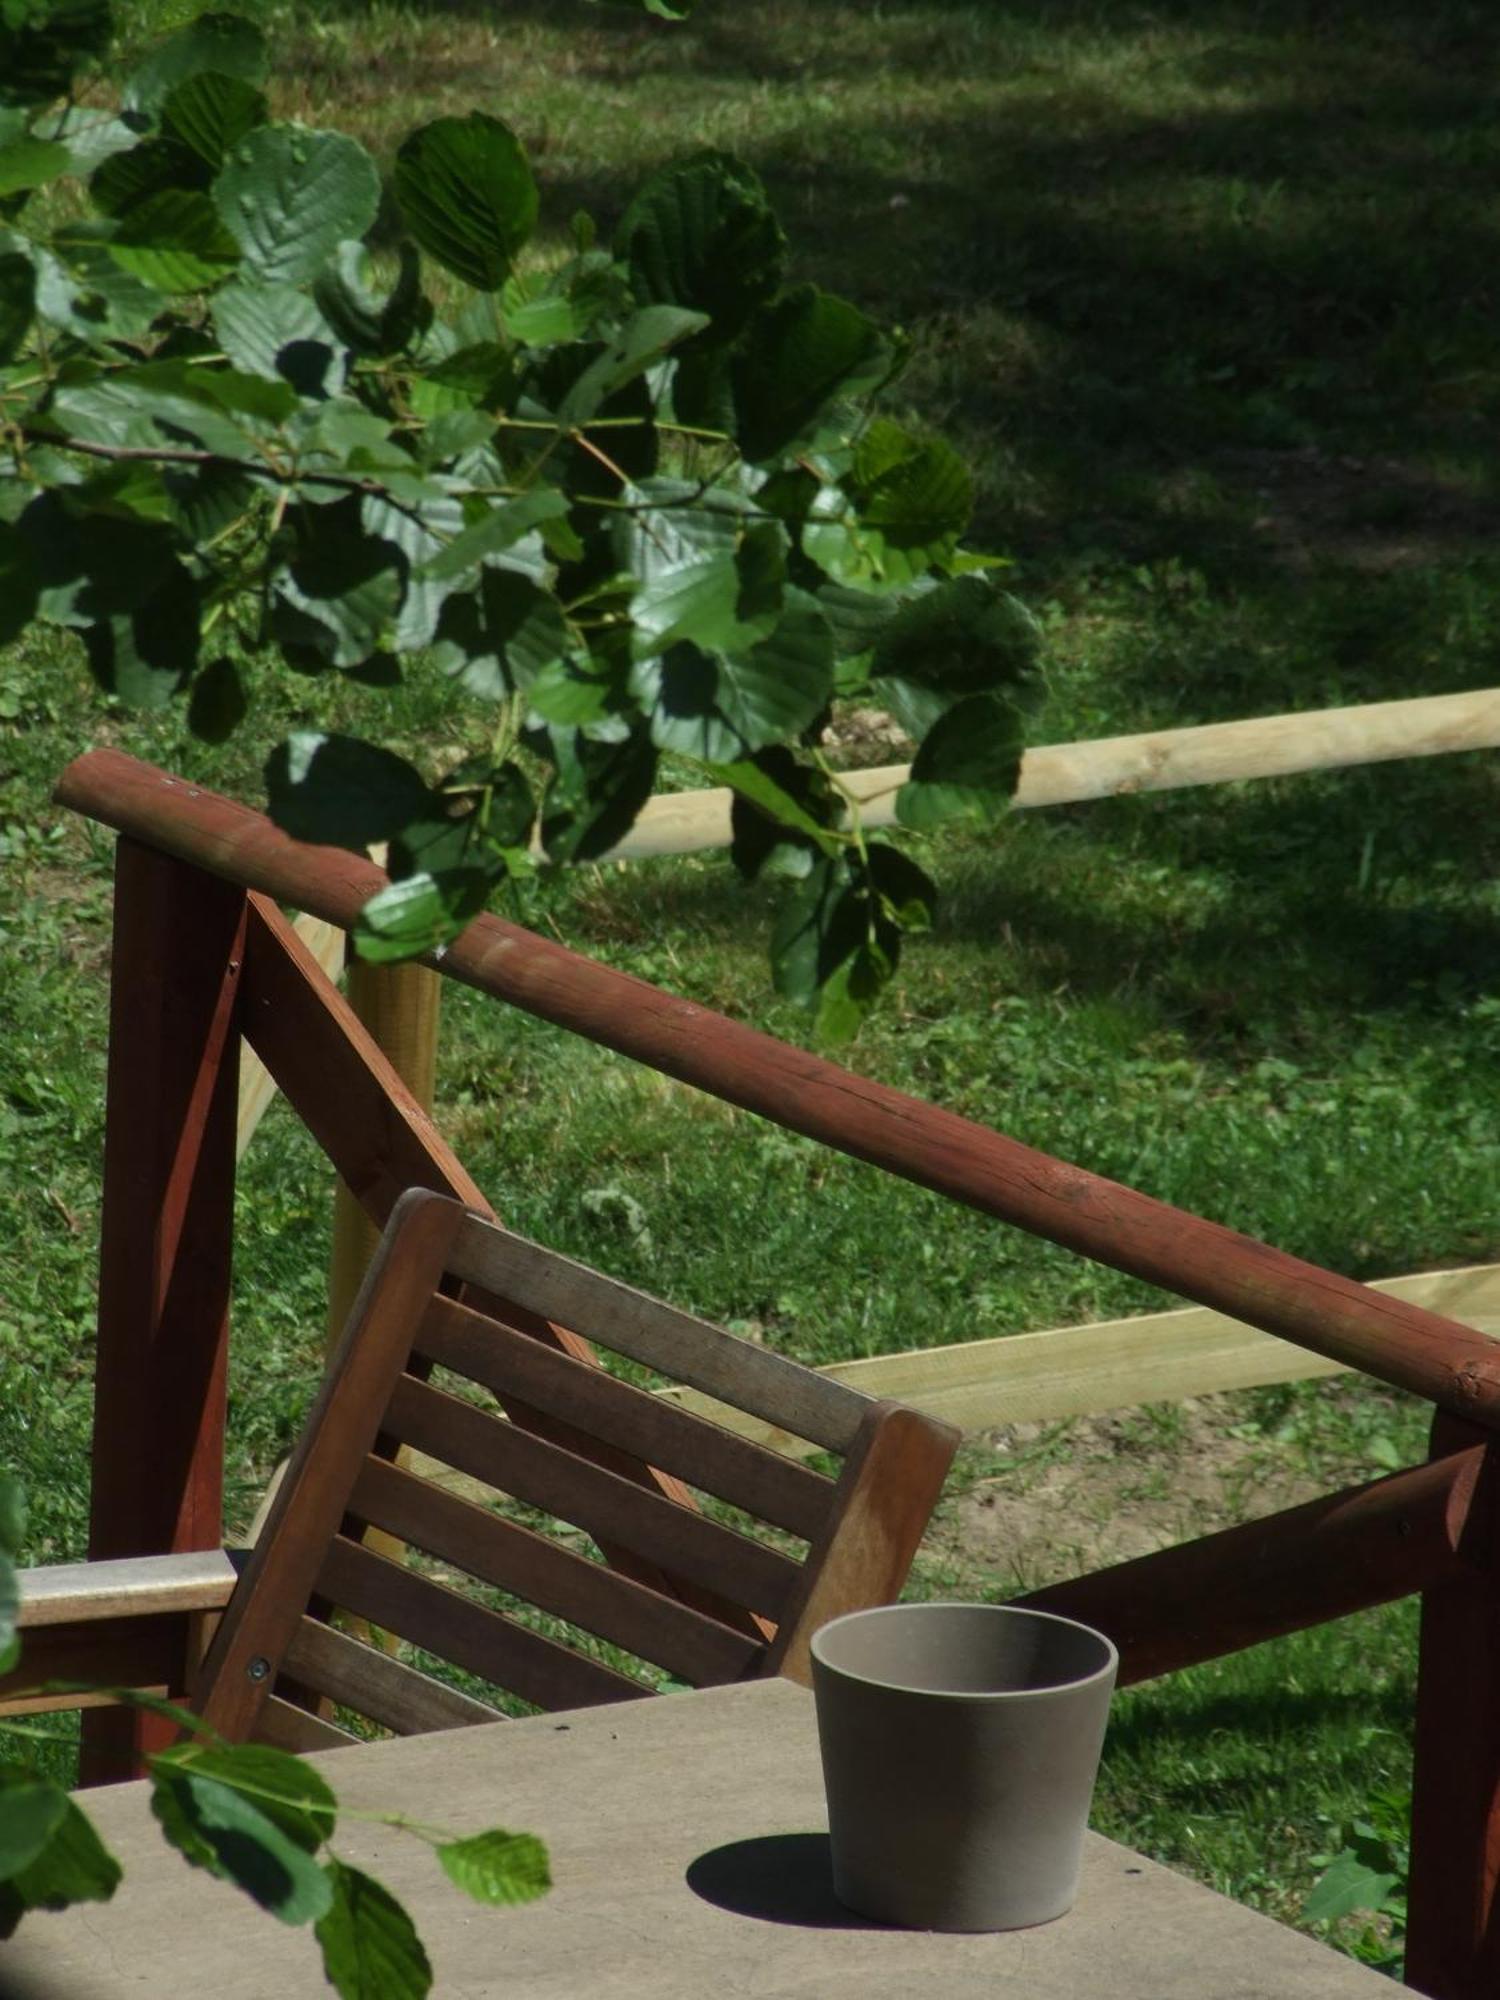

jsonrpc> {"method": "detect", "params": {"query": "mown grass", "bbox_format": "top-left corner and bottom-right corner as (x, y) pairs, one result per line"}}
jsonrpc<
(3, 0), (1499, 1968)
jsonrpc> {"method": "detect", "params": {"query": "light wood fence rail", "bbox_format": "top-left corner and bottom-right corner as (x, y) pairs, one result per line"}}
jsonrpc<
(666, 1263), (1500, 1453)
(607, 686), (1500, 860)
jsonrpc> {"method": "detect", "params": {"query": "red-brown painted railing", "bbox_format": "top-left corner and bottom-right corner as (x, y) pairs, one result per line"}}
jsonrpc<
(55, 747), (1500, 1424)
(52, 749), (1500, 1994)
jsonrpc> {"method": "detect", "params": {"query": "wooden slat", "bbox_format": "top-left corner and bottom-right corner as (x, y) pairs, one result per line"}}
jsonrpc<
(1022, 1443), (1487, 1686)
(763, 1403), (962, 1685)
(0, 1619), (188, 1713)
(283, 1613), (501, 1734)
(236, 914), (344, 1159)
(416, 1295), (834, 1539)
(83, 840), (246, 1783)
(1408, 1414), (1500, 2000)
(384, 1374), (802, 1621)
(349, 1454), (763, 1687)
(316, 1536), (650, 1714)
(606, 688), (1500, 858)
(448, 1215), (866, 1454)
(18, 1551), (238, 1627)
(239, 896), (488, 1230)
(190, 1192), (470, 1742)
(255, 1693), (360, 1753)
(665, 1262), (1500, 1450)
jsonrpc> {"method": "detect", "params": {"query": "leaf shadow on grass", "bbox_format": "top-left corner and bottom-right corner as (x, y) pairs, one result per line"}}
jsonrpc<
(500, 3), (1500, 596)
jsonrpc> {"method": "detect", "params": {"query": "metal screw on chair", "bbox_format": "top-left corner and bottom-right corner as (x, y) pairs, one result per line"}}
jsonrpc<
(247, 1656), (271, 1682)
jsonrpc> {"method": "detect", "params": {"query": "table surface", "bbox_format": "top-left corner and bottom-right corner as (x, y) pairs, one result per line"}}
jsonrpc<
(3, 1680), (1397, 1999)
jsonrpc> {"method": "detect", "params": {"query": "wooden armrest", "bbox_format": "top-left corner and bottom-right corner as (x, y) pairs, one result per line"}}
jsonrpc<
(18, 1551), (240, 1628)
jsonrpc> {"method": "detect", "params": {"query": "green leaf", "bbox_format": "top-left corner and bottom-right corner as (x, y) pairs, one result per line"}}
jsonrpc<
(394, 113), (537, 292)
(214, 125), (381, 288)
(125, 12), (269, 118)
(436, 569), (570, 700)
(82, 560), (200, 709)
(31, 231), (163, 345)
(154, 1743), (337, 1853)
(108, 186), (241, 291)
(188, 653), (247, 742)
(437, 1828), (550, 1907)
(0, 134), (68, 198)
(0, 1783), (120, 1939)
(162, 71), (268, 170)
(772, 852), (854, 1005)
(872, 575), (1041, 707)
(1303, 1850), (1403, 1925)
(0, 0), (112, 110)
(769, 847), (907, 1042)
(616, 150), (785, 341)
(422, 488), (569, 583)
(733, 285), (888, 461)
(554, 303), (709, 426)
(0, 517), (38, 644)
(0, 249), (34, 364)
(266, 731), (433, 852)
(539, 726), (658, 863)
(0, 1472), (24, 1558)
(719, 746), (839, 881)
(896, 692), (1026, 830)
(868, 840), (937, 932)
(272, 504), (404, 667)
(214, 279), (340, 394)
(314, 239), (427, 358)
(18, 491), (179, 624)
(91, 136), (208, 219)
(150, 1769), (333, 1925)
(804, 421), (973, 588)
(315, 1859), (432, 2000)
(629, 510), (784, 660)
(0, 1779), (69, 1881)
(352, 869), (491, 962)
(631, 598), (833, 764)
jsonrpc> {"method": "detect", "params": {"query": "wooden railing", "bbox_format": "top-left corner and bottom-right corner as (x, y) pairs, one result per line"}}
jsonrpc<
(27, 744), (1500, 1998)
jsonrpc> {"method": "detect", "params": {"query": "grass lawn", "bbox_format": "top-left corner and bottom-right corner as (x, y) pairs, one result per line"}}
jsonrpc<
(3, 0), (1499, 1972)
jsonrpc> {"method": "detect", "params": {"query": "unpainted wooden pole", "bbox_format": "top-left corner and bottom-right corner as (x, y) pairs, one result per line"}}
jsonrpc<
(324, 956), (442, 1628)
(325, 958), (443, 1348)
(80, 841), (246, 1784)
(1407, 1410), (1500, 1998)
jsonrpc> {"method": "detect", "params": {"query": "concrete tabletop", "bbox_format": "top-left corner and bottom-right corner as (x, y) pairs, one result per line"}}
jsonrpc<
(2, 1679), (1396, 1999)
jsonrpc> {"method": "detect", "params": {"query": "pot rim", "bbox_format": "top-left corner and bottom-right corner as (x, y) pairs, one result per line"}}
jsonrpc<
(810, 1599), (1119, 1700)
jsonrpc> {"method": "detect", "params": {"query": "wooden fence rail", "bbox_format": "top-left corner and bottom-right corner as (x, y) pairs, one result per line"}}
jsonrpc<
(607, 686), (1500, 860)
(55, 748), (1500, 1430)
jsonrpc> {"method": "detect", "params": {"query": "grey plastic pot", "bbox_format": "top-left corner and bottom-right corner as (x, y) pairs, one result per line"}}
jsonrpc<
(810, 1601), (1118, 1933)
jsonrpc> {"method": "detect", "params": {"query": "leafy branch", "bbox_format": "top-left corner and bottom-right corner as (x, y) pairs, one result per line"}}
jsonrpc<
(0, 1472), (549, 2000)
(0, 0), (1042, 1038)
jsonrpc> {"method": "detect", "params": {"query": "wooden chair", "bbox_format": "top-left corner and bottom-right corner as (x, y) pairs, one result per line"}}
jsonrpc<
(188, 1189), (961, 1749)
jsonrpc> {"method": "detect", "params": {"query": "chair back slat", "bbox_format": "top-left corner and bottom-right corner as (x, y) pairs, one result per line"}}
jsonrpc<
(448, 1213), (866, 1453)
(349, 1455), (763, 1687)
(416, 1295), (835, 1540)
(257, 1694), (359, 1752)
(317, 1536), (652, 1714)
(192, 1191), (960, 1747)
(283, 1612), (500, 1734)
(385, 1375), (803, 1621)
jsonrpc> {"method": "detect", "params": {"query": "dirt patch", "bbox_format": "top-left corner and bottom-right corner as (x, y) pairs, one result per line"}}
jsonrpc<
(924, 1394), (1342, 1596)
(1220, 446), (1500, 573)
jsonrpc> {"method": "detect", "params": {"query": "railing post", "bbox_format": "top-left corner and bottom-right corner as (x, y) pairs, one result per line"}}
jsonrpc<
(79, 839), (246, 1784)
(1407, 1410), (1500, 1996)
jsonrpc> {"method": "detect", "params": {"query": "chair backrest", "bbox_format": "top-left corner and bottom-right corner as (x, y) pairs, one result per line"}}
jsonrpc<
(191, 1190), (960, 1748)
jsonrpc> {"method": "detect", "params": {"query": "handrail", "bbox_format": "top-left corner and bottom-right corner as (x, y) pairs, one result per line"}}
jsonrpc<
(55, 747), (1500, 1424)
